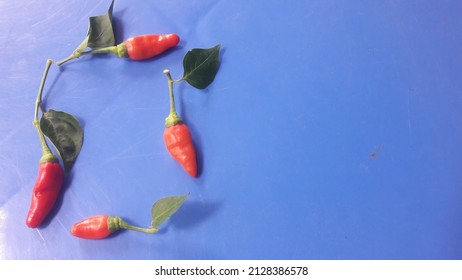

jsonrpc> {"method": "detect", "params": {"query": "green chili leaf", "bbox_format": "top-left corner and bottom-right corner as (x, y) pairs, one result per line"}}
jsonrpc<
(151, 194), (189, 228)
(40, 110), (83, 174)
(87, 0), (115, 49)
(182, 44), (221, 89)
(56, 1), (115, 65)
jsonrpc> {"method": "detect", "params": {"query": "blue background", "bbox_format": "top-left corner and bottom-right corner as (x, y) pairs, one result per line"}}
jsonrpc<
(1, 0), (461, 259)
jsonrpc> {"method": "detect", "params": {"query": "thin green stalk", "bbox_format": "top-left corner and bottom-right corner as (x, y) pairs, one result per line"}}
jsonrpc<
(34, 59), (52, 121)
(56, 55), (76, 66)
(84, 46), (117, 55)
(163, 69), (182, 127)
(118, 219), (158, 234)
(56, 47), (120, 66)
(34, 59), (56, 163)
(164, 70), (177, 116)
(56, 37), (89, 66)
(56, 38), (124, 65)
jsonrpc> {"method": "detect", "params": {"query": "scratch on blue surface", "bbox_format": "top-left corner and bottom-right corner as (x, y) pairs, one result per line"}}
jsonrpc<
(0, 121), (28, 146)
(55, 217), (68, 233)
(35, 228), (46, 243)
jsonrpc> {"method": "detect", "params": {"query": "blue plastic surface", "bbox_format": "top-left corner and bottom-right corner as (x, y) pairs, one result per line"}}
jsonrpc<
(1, 0), (462, 260)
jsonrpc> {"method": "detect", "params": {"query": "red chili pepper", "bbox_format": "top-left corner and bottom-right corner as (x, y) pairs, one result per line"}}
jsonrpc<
(27, 59), (65, 228)
(164, 123), (197, 177)
(70, 215), (159, 239)
(162, 70), (198, 177)
(26, 159), (64, 228)
(115, 34), (180, 60)
(70, 215), (121, 239)
(57, 34), (180, 65)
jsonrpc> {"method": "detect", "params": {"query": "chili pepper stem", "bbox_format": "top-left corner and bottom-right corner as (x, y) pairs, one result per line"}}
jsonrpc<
(56, 37), (89, 66)
(56, 49), (104, 66)
(34, 59), (52, 121)
(84, 46), (119, 56)
(163, 69), (183, 127)
(118, 218), (158, 234)
(56, 47), (125, 65)
(55, 55), (76, 66)
(34, 59), (57, 163)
